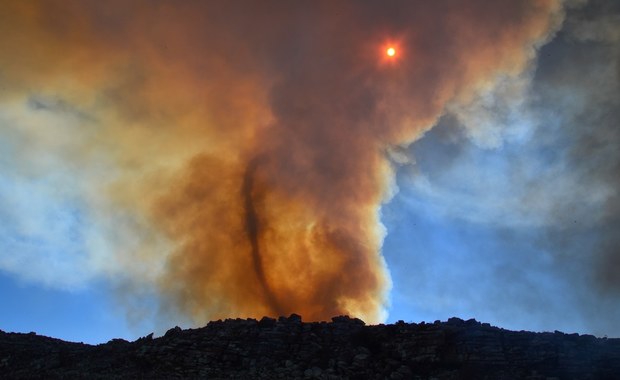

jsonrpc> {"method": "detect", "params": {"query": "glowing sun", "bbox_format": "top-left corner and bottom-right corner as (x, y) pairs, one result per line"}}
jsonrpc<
(386, 47), (396, 57)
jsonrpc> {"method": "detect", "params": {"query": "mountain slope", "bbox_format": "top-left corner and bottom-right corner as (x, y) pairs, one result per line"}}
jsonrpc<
(1, 315), (619, 379)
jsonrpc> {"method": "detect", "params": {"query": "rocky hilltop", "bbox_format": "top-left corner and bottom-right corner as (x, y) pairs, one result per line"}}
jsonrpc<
(1, 315), (619, 379)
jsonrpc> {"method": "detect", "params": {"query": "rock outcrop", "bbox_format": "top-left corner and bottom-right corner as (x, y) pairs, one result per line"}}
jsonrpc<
(1, 315), (619, 379)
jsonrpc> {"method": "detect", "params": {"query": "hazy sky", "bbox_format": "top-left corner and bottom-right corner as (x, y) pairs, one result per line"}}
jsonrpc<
(1, 0), (618, 344)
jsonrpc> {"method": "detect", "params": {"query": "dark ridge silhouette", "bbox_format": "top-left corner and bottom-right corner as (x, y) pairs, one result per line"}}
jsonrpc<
(1, 316), (619, 379)
(242, 157), (283, 316)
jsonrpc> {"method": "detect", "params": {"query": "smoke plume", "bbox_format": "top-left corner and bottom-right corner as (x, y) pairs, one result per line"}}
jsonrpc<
(0, 0), (563, 325)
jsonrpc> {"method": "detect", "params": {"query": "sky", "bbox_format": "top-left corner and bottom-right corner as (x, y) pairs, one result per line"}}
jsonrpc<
(0, 0), (618, 344)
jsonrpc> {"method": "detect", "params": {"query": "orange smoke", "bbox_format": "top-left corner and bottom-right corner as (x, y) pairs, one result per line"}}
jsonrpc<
(0, 1), (562, 324)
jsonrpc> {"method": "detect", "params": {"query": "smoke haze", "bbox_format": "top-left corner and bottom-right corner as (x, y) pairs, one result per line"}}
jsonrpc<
(388, 0), (620, 336)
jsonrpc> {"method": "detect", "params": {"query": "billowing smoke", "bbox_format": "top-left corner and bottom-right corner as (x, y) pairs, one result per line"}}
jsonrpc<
(0, 0), (563, 326)
(390, 0), (620, 336)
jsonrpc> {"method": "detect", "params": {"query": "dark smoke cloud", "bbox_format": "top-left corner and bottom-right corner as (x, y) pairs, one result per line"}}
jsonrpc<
(528, 0), (620, 301)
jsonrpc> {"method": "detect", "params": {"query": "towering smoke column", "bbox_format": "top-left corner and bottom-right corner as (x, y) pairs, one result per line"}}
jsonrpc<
(0, 1), (562, 324)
